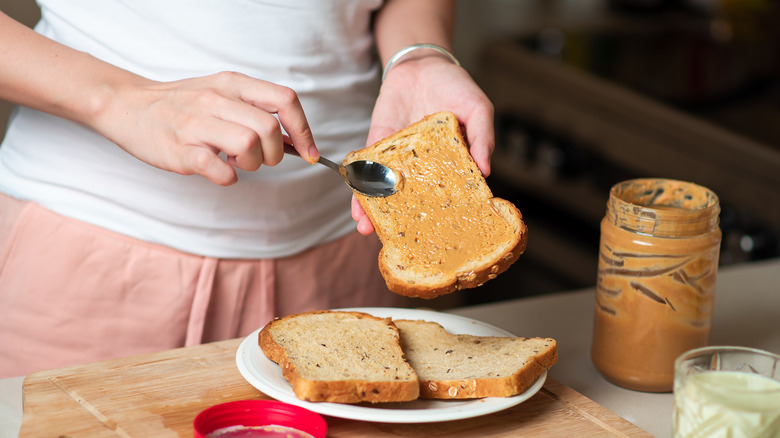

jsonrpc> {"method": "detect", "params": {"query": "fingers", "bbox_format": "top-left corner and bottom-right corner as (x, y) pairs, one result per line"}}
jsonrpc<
(351, 197), (375, 235)
(462, 103), (494, 177)
(276, 90), (319, 164)
(235, 75), (319, 164)
(103, 71), (321, 186)
(166, 72), (318, 184)
(365, 122), (398, 149)
(206, 74), (315, 166)
(180, 145), (237, 186)
(356, 216), (375, 236)
(188, 109), (272, 171)
(370, 60), (495, 177)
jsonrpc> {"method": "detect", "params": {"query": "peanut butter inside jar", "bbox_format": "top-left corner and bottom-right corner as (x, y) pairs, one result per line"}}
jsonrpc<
(591, 178), (721, 392)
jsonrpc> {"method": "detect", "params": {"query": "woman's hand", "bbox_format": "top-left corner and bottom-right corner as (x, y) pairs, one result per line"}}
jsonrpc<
(368, 58), (494, 174)
(352, 56), (495, 235)
(97, 72), (318, 186)
(0, 12), (317, 186)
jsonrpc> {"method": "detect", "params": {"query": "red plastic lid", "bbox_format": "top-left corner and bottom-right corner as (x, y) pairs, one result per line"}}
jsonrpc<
(193, 400), (327, 438)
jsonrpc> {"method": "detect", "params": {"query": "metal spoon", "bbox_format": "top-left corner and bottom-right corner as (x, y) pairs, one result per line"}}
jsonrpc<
(283, 143), (399, 197)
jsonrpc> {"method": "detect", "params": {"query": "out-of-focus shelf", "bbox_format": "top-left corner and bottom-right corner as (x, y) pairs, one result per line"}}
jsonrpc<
(479, 40), (780, 237)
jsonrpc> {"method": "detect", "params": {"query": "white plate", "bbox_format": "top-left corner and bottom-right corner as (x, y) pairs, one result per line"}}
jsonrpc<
(235, 307), (547, 423)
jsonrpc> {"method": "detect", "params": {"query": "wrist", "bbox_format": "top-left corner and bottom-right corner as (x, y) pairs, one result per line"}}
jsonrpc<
(87, 73), (154, 142)
(382, 43), (460, 82)
(68, 58), (150, 130)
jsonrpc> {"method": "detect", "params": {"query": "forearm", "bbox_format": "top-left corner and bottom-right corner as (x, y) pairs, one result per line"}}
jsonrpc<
(373, 0), (456, 65)
(0, 11), (145, 130)
(0, 11), (319, 186)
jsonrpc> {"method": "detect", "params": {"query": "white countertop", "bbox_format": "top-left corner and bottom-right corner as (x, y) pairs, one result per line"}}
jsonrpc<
(1, 258), (778, 438)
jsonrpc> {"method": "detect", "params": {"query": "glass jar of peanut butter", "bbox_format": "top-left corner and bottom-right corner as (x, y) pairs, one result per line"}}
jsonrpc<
(590, 178), (721, 392)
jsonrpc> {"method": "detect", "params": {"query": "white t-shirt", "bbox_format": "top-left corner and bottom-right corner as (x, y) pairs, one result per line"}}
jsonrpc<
(0, 0), (383, 258)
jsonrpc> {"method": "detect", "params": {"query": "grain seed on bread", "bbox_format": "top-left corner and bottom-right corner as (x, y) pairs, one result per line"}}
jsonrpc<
(259, 310), (558, 403)
(345, 111), (528, 299)
(395, 319), (557, 399)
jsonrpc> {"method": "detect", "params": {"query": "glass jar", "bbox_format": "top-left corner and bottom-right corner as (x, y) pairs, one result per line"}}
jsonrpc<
(590, 178), (721, 392)
(673, 346), (780, 437)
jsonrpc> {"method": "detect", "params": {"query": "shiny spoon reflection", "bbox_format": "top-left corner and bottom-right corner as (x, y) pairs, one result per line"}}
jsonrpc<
(283, 142), (399, 197)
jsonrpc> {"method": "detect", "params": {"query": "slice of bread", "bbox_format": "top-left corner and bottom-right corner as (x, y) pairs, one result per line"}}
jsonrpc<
(344, 111), (527, 299)
(257, 310), (420, 403)
(394, 319), (557, 399)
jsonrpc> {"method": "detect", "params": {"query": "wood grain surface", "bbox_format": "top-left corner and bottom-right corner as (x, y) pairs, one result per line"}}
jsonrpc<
(21, 338), (652, 437)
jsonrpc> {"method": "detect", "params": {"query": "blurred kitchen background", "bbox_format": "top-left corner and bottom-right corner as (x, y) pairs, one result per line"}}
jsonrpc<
(2, 0), (779, 309)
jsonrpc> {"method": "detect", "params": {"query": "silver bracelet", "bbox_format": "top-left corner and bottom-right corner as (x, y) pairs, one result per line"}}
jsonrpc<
(381, 43), (461, 82)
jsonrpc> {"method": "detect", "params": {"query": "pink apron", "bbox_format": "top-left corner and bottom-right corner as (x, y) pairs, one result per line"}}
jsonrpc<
(0, 193), (408, 378)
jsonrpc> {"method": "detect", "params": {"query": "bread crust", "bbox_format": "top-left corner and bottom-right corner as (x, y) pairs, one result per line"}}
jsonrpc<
(258, 310), (420, 404)
(259, 311), (558, 403)
(395, 319), (557, 399)
(346, 112), (528, 299)
(416, 344), (556, 399)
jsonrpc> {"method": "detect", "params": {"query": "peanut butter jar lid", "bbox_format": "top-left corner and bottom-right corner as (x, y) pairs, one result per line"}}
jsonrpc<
(193, 399), (327, 438)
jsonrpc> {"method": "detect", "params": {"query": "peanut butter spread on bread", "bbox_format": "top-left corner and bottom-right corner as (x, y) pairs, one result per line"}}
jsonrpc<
(380, 131), (514, 273)
(345, 112), (527, 299)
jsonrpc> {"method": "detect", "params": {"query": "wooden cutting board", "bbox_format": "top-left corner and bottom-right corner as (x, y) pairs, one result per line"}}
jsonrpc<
(20, 338), (652, 437)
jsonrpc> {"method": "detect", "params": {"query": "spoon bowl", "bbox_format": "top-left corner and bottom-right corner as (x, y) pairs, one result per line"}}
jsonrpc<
(283, 143), (399, 197)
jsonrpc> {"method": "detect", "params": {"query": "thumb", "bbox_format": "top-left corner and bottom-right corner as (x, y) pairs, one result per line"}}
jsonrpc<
(365, 123), (398, 148)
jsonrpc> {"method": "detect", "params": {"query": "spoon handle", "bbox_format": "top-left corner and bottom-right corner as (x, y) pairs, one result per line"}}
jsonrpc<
(282, 141), (302, 157)
(283, 142), (343, 174)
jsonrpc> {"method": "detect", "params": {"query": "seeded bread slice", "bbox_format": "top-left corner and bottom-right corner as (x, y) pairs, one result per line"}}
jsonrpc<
(394, 319), (557, 399)
(258, 310), (420, 403)
(344, 111), (527, 299)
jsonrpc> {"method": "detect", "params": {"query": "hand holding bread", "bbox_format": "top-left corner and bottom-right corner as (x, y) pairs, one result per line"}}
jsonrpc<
(346, 112), (527, 299)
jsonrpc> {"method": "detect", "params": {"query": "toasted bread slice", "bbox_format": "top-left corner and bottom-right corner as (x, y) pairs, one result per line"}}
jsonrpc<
(345, 111), (527, 299)
(394, 319), (557, 399)
(258, 310), (420, 403)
